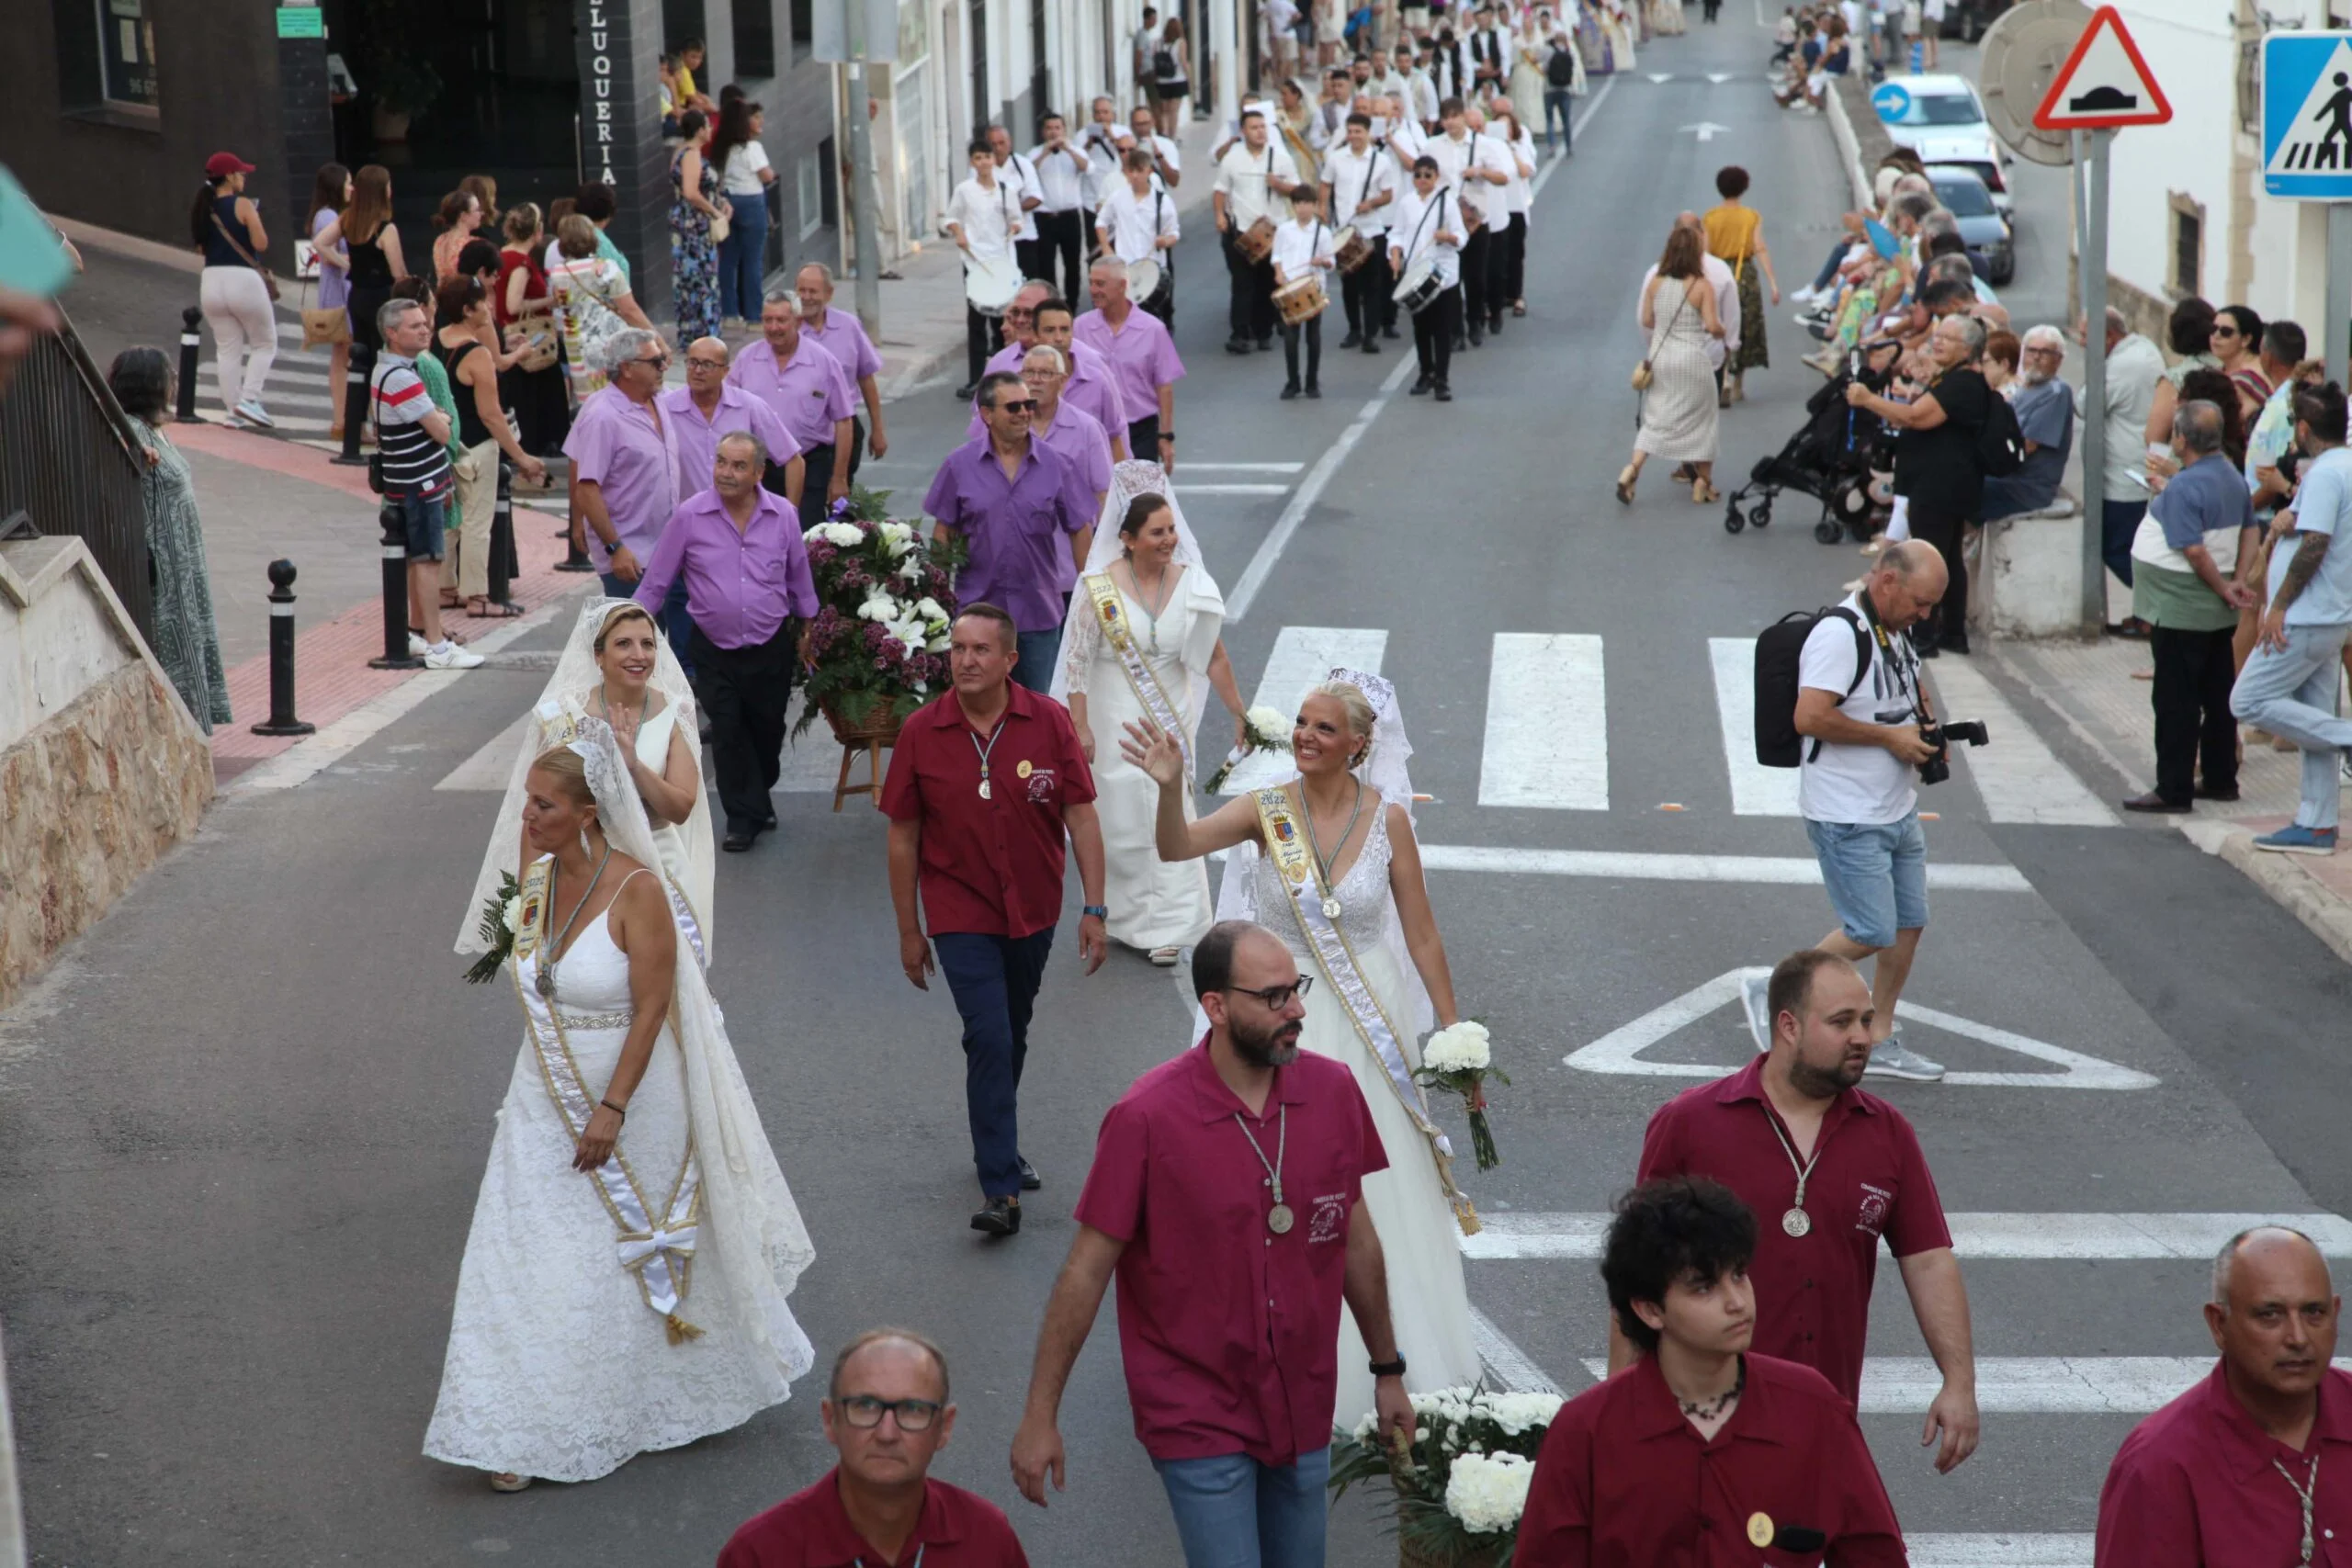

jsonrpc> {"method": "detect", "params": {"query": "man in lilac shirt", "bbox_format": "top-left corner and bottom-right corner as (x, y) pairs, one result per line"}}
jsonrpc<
(794, 263), (888, 480)
(968, 287), (1125, 452)
(635, 432), (816, 852)
(1074, 257), (1185, 471)
(662, 335), (804, 507)
(566, 328), (693, 656)
(925, 371), (1098, 694)
(729, 292), (856, 524)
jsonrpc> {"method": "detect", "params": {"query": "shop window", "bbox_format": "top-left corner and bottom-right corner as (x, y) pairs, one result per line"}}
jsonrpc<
(792, 0), (813, 63)
(797, 150), (822, 239)
(735, 0), (775, 77)
(2169, 194), (2203, 299)
(54, 0), (160, 114)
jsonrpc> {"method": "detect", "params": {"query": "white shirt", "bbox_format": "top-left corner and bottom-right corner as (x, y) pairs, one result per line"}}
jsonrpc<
(1133, 130), (1183, 186)
(1425, 129), (1475, 191)
(2104, 333), (2167, 495)
(1263, 0), (1300, 34)
(1323, 142), (1400, 233)
(1076, 121), (1132, 208)
(1001, 152), (1043, 240)
(1639, 257), (1739, 370)
(1368, 68), (1411, 102)
(1469, 26), (1512, 83)
(1307, 98), (1351, 151)
(720, 141), (772, 196)
(945, 175), (1020, 259)
(1498, 127), (1537, 216)
(1214, 139), (1302, 231)
(1797, 592), (1919, 825)
(1388, 120), (1428, 174)
(1028, 141), (1093, 211)
(1388, 185), (1462, 288)
(1271, 216), (1337, 286)
(1096, 183), (1181, 261)
(1458, 132), (1515, 227)
(1406, 68), (1441, 124)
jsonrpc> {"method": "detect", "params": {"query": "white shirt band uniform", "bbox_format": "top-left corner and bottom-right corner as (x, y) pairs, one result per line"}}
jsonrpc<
(1271, 217), (1338, 285)
(1099, 185), (1182, 264)
(945, 177), (1020, 260)
(1389, 185), (1462, 288)
(1325, 144), (1399, 235)
(1214, 140), (1302, 232)
(1029, 142), (1092, 213)
(1003, 151), (1044, 241)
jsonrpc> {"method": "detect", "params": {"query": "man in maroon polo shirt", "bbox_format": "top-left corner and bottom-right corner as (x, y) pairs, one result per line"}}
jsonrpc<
(1519, 1178), (1908, 1567)
(2096, 1226), (2352, 1565)
(1007, 921), (1414, 1568)
(718, 1328), (1031, 1568)
(1614, 949), (1980, 1473)
(883, 604), (1108, 1237)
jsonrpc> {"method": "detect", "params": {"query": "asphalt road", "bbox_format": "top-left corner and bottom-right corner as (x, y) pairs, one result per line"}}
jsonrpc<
(6, 17), (2351, 1568)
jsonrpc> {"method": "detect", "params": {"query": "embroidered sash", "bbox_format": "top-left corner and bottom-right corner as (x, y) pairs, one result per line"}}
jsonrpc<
(1085, 572), (1192, 773)
(512, 856), (707, 1342)
(536, 696), (710, 969)
(1252, 786), (1479, 1235)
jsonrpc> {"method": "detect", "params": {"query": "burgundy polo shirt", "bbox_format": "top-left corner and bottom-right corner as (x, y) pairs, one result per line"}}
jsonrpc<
(2097, 1365), (2352, 1567)
(1515, 1354), (1906, 1568)
(1636, 1057), (1951, 1405)
(1072, 1039), (1388, 1468)
(717, 1468), (1031, 1568)
(879, 682), (1096, 939)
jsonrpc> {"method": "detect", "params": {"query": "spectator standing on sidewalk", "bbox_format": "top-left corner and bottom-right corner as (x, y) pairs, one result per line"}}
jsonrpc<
(2233, 383), (2352, 855)
(319, 166), (407, 412)
(306, 163), (354, 443)
(1979, 325), (2075, 521)
(2120, 400), (2258, 815)
(797, 264), (890, 478)
(191, 151), (278, 430)
(2091, 305), (2168, 634)
(567, 329), (690, 653)
(728, 293), (855, 522)
(430, 188), (486, 288)
(548, 214), (654, 409)
(435, 276), (548, 620)
(106, 347), (232, 731)
(494, 204), (569, 458)
(1846, 313), (1990, 657)
(371, 299), (481, 671)
(710, 99), (775, 330)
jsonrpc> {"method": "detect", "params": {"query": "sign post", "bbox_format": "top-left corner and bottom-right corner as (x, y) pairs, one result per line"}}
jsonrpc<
(2031, 5), (2171, 631)
(2264, 31), (2352, 382)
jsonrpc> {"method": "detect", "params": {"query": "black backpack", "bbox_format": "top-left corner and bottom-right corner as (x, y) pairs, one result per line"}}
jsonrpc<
(1754, 607), (1871, 768)
(1976, 389), (2025, 477)
(1545, 45), (1577, 86)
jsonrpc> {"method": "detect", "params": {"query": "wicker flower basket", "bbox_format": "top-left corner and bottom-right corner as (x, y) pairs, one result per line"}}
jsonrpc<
(1398, 1537), (1506, 1568)
(818, 698), (905, 812)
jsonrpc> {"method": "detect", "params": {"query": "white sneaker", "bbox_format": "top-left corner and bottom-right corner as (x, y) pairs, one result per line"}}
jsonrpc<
(1738, 969), (1773, 1053)
(424, 641), (485, 670)
(408, 632), (428, 657)
(1791, 285), (1820, 306)
(234, 399), (276, 429)
(1864, 1038), (1946, 1081)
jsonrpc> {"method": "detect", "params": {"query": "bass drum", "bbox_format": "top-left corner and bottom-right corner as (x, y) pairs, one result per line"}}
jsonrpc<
(964, 252), (1023, 317)
(1125, 254), (1174, 315)
(1393, 254), (1446, 314)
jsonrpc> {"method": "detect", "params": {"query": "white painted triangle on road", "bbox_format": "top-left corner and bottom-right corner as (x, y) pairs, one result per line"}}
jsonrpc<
(1647, 71), (1673, 82)
(1561, 967), (2160, 1089)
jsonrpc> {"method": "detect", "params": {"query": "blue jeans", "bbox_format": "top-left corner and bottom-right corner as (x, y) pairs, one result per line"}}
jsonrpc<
(2102, 499), (2145, 590)
(602, 571), (698, 677)
(1806, 811), (1928, 950)
(1155, 1448), (1331, 1568)
(1543, 87), (1574, 149)
(2231, 621), (2352, 830)
(717, 193), (771, 321)
(1013, 626), (1062, 694)
(933, 928), (1057, 1197)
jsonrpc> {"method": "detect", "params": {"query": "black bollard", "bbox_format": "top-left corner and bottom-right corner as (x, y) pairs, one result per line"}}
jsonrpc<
(175, 307), (201, 423)
(250, 559), (317, 737)
(368, 498), (424, 670)
(333, 339), (374, 467)
(488, 457), (518, 605)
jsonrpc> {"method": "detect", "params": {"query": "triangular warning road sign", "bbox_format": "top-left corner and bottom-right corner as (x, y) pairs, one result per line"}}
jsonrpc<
(2032, 6), (2173, 130)
(2267, 38), (2352, 176)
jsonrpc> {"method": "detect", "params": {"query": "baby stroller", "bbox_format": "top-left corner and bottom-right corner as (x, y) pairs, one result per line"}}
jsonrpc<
(1724, 341), (1896, 544)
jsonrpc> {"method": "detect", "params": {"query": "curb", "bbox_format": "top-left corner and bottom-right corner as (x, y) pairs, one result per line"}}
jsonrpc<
(2177, 817), (2352, 968)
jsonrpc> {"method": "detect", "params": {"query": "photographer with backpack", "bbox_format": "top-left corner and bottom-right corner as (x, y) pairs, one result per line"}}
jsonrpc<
(1542, 30), (1580, 153)
(1846, 312), (2005, 656)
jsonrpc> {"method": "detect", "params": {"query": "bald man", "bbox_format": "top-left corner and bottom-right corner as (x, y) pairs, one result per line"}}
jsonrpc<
(2097, 1227), (2352, 1565)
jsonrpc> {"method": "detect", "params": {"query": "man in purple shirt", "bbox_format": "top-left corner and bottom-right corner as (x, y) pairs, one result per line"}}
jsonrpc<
(795, 263), (888, 480)
(729, 293), (856, 524)
(662, 335), (804, 508)
(566, 327), (694, 658)
(635, 432), (817, 852)
(963, 294), (1128, 464)
(1074, 257), (1185, 471)
(925, 371), (1098, 694)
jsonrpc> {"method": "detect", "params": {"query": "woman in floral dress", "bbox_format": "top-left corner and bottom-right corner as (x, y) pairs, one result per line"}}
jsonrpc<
(668, 109), (729, 348)
(105, 348), (232, 732)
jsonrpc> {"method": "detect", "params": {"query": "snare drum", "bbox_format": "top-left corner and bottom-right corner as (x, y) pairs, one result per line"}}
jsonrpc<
(964, 252), (1023, 317)
(1125, 256), (1163, 306)
(1235, 216), (1278, 265)
(1274, 274), (1329, 325)
(1334, 226), (1374, 274)
(1393, 255), (1446, 314)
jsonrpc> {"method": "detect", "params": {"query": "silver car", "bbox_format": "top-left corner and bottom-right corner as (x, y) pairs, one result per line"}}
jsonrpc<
(1880, 74), (2015, 220)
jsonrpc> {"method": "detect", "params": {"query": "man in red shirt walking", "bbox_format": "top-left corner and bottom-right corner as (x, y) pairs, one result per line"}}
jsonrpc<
(883, 604), (1109, 1236)
(718, 1327), (1031, 1567)
(1518, 1178), (1908, 1566)
(2096, 1226), (2352, 1566)
(1615, 949), (1980, 1473)
(1007, 920), (1414, 1568)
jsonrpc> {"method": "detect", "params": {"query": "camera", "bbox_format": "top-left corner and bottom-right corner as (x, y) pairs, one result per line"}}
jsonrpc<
(1916, 719), (1990, 786)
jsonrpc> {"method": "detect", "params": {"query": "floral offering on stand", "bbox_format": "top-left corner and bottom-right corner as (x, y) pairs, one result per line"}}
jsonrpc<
(792, 490), (968, 740)
(1329, 1386), (1562, 1567)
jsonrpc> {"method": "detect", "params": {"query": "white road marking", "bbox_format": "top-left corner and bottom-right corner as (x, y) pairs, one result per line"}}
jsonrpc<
(1465, 1212), (2352, 1261)
(435, 709), (537, 791)
(1561, 967), (2161, 1089)
(1647, 71), (1674, 81)
(1418, 844), (2031, 889)
(1709, 637), (1799, 816)
(1923, 658), (2116, 826)
(1572, 1356), (2352, 1414)
(1706, 70), (1736, 82)
(1219, 626), (1388, 793)
(1468, 1305), (1562, 1395)
(1479, 634), (1608, 810)
(1179, 483), (1292, 496)
(1226, 359), (1413, 621)
(1529, 78), (1614, 205)
(1679, 120), (1732, 141)
(1184, 462), (1305, 473)
(1907, 1539), (2093, 1568)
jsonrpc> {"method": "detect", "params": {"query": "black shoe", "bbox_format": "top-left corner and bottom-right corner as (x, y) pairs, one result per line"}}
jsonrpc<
(1916, 641), (1940, 660)
(1340, 330), (1363, 348)
(1468, 329), (1485, 348)
(1305, 382), (1321, 399)
(1382, 324), (1401, 339)
(1939, 637), (1972, 656)
(1434, 383), (1453, 401)
(954, 382), (978, 401)
(2195, 784), (2242, 802)
(760, 813), (778, 831)
(1018, 1156), (1042, 1190)
(722, 829), (755, 852)
(1226, 336), (1254, 355)
(1409, 376), (1433, 396)
(1280, 382), (1301, 400)
(1255, 336), (1275, 352)
(1453, 333), (1470, 353)
(971, 1196), (1022, 1235)
(1488, 316), (1504, 334)
(1363, 339), (1380, 355)
(2121, 791), (2193, 815)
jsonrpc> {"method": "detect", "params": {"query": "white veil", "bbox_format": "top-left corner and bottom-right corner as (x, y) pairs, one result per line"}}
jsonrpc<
(1049, 460), (1224, 745)
(1206, 667), (1437, 1038)
(565, 716), (817, 1384)
(456, 598), (715, 956)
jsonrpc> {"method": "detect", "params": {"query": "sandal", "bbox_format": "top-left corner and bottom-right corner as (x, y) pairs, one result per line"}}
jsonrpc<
(1615, 466), (1636, 505)
(1511, 301), (1527, 317)
(490, 1472), (533, 1494)
(468, 597), (526, 618)
(1149, 946), (1182, 967)
(1693, 479), (1721, 504)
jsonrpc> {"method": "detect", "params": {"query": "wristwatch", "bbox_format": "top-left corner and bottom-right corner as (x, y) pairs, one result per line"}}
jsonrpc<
(1368, 1356), (1408, 1379)
(1082, 904), (1110, 919)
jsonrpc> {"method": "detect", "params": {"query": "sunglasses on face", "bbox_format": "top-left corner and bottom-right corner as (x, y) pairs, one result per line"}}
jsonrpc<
(993, 397), (1038, 413)
(2211, 325), (2240, 338)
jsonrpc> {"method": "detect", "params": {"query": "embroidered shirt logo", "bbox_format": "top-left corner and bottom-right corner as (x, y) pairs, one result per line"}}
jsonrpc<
(1025, 767), (1057, 803)
(1855, 1182), (1892, 1238)
(1308, 1193), (1348, 1244)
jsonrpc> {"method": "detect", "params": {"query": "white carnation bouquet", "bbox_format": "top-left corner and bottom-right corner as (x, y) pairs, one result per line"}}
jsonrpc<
(461, 870), (526, 985)
(1419, 1021), (1508, 1170)
(1203, 705), (1296, 793)
(1329, 1385), (1561, 1563)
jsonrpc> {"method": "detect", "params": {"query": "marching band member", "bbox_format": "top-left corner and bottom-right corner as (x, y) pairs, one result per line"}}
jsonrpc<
(1455, 103), (1517, 346)
(1387, 155), (1464, 403)
(1077, 96), (1133, 221)
(1129, 104), (1182, 191)
(1026, 112), (1095, 301)
(944, 139), (1021, 400)
(1096, 149), (1182, 328)
(1271, 185), (1338, 400)
(1212, 107), (1302, 357)
(1323, 112), (1399, 354)
(988, 124), (1048, 285)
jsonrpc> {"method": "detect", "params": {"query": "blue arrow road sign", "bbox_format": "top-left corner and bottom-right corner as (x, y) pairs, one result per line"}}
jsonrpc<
(1871, 81), (1912, 123)
(2265, 31), (2352, 198)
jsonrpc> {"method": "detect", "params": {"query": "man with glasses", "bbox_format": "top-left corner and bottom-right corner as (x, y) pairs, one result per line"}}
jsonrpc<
(565, 326), (692, 659)
(1011, 919), (1413, 1566)
(1980, 325), (2075, 524)
(660, 335), (803, 508)
(720, 1328), (1032, 1566)
(970, 287), (1126, 458)
(729, 293), (855, 524)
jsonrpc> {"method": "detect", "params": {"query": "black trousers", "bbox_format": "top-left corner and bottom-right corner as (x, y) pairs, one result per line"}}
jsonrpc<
(1127, 412), (1161, 460)
(965, 305), (1002, 387)
(1411, 285), (1460, 387)
(2151, 624), (2240, 804)
(1282, 315), (1322, 387)
(1905, 496), (1973, 650)
(1499, 212), (1527, 308)
(1223, 228), (1277, 342)
(848, 414), (866, 482)
(1015, 234), (1052, 283)
(1340, 247), (1392, 340)
(797, 442), (837, 525)
(691, 621), (797, 836)
(1035, 208), (1085, 299)
(1460, 229), (1491, 336)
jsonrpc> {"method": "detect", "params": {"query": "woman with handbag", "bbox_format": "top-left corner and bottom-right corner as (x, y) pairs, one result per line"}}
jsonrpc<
(1702, 164), (1781, 404)
(709, 99), (776, 330)
(549, 214), (655, 410)
(668, 109), (729, 348)
(1617, 221), (1724, 505)
(190, 151), (279, 430)
(497, 204), (570, 457)
(305, 163), (355, 441)
(314, 165), (409, 430)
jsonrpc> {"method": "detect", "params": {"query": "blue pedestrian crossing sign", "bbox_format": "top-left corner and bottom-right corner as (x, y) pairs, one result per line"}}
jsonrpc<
(1871, 81), (1912, 123)
(2265, 32), (2352, 198)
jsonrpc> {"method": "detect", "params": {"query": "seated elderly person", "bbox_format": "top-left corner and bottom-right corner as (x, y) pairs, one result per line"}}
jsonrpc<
(1980, 325), (2076, 521)
(1982, 329), (2020, 392)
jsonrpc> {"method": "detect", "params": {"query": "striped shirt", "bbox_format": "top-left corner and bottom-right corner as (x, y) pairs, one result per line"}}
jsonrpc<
(371, 355), (453, 500)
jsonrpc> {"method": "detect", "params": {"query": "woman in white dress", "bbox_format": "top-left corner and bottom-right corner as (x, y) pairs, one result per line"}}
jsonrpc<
(1053, 466), (1249, 966)
(425, 722), (814, 1488)
(1124, 671), (1482, 1423)
(458, 598), (716, 959)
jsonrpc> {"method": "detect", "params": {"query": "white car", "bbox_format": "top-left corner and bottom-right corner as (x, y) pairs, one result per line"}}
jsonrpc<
(1879, 74), (2015, 220)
